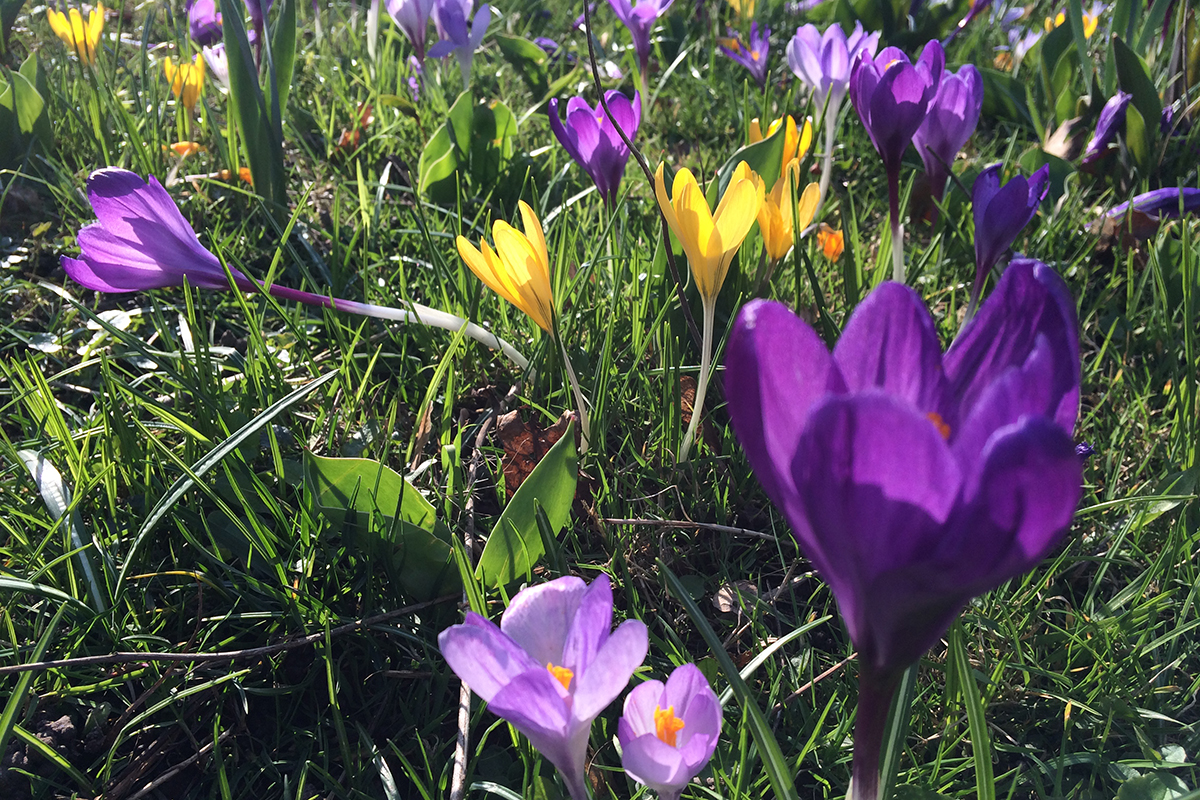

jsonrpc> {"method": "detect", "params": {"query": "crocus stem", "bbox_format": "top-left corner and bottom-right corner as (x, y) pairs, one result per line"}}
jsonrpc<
(557, 333), (592, 454)
(260, 283), (530, 370)
(561, 767), (592, 800)
(888, 173), (904, 283)
(849, 668), (899, 800)
(639, 56), (651, 104)
(815, 105), (838, 219)
(678, 299), (716, 463)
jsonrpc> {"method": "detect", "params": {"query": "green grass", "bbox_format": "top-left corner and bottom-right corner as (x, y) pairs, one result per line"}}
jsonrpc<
(2, 0), (1199, 798)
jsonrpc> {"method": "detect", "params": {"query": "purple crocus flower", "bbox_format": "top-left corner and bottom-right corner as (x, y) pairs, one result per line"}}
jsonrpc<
(548, 90), (641, 207)
(60, 169), (531, 368)
(427, 0), (490, 84)
(202, 43), (229, 89)
(243, 0), (273, 50)
(849, 39), (944, 280)
(786, 21), (880, 113)
(606, 0), (673, 92)
(1081, 91), (1132, 166)
(386, 0), (437, 62)
(912, 64), (983, 201)
(972, 163), (1050, 307)
(439, 575), (649, 800)
(718, 22), (770, 88)
(725, 260), (1081, 800)
(618, 664), (721, 800)
(1107, 187), (1200, 218)
(187, 0), (223, 46)
(943, 0), (991, 45)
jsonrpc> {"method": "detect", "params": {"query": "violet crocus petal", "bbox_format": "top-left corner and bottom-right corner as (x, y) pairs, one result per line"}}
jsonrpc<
(832, 282), (947, 415)
(467, 4), (489, 49)
(1107, 187), (1200, 218)
(621, 734), (691, 794)
(618, 679), (666, 741)
(437, 613), (542, 702)
(572, 618), (648, 720)
(188, 0), (223, 46)
(663, 663), (721, 753)
(945, 259), (1079, 434)
(1082, 91), (1131, 164)
(500, 575), (587, 669)
(486, 669), (582, 774)
(724, 299), (848, 518)
(561, 573), (614, 675)
(548, 99), (587, 167)
(565, 105), (603, 162)
(426, 39), (455, 57)
(913, 64), (982, 189)
(972, 164), (1049, 282)
(790, 393), (963, 675)
(603, 89), (640, 142)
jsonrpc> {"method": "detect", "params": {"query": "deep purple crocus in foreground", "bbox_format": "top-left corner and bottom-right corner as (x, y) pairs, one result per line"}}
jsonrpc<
(912, 63), (982, 202)
(62, 168), (528, 368)
(850, 39), (944, 281)
(548, 90), (641, 207)
(1082, 91), (1131, 166)
(718, 22), (770, 89)
(618, 663), (721, 800)
(1107, 187), (1200, 219)
(971, 162), (1050, 312)
(439, 575), (649, 800)
(725, 261), (1082, 800)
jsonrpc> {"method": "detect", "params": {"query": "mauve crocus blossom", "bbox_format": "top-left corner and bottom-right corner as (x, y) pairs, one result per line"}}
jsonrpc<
(386, 0), (436, 62)
(202, 43), (229, 89)
(850, 39), (944, 281)
(1082, 91), (1131, 166)
(243, 0), (272, 52)
(912, 64), (982, 202)
(427, 0), (489, 84)
(187, 0), (222, 46)
(725, 260), (1081, 800)
(548, 91), (641, 207)
(606, 0), (673, 96)
(618, 664), (721, 800)
(971, 163), (1050, 309)
(46, 4), (104, 65)
(61, 168), (529, 368)
(439, 575), (648, 800)
(1107, 187), (1200, 218)
(718, 22), (770, 88)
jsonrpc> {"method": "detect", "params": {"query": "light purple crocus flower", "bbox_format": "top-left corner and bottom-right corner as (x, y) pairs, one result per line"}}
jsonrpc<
(386, 0), (437, 62)
(618, 664), (721, 800)
(427, 0), (489, 84)
(202, 43), (229, 89)
(187, 0), (223, 46)
(61, 169), (530, 368)
(912, 64), (983, 201)
(787, 21), (879, 113)
(1081, 91), (1131, 166)
(606, 0), (673, 91)
(725, 260), (1081, 800)
(971, 163), (1050, 308)
(548, 90), (641, 207)
(439, 575), (649, 800)
(1107, 187), (1200, 218)
(718, 22), (770, 88)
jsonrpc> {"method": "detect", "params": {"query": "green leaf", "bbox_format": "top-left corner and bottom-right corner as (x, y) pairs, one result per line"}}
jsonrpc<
(475, 421), (577, 588)
(495, 33), (548, 94)
(0, 0), (24, 54)
(1113, 35), (1161, 133)
(469, 99), (517, 188)
(0, 604), (67, 770)
(417, 122), (461, 201)
(951, 624), (995, 800)
(979, 67), (1034, 128)
(1116, 773), (1192, 800)
(705, 117), (787, 207)
(660, 561), (800, 800)
(304, 453), (460, 600)
(18, 52), (52, 150)
(1124, 102), (1152, 170)
(269, 0), (297, 113)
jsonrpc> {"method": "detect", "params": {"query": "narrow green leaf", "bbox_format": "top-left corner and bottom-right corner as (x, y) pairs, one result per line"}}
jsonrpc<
(1113, 36), (1162, 158)
(879, 664), (918, 800)
(661, 561), (800, 800)
(475, 421), (577, 588)
(706, 118), (787, 207)
(0, 604), (67, 768)
(269, 0), (297, 113)
(951, 625), (995, 800)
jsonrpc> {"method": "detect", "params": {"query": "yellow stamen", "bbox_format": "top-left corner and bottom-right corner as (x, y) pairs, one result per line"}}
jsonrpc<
(654, 705), (686, 747)
(927, 412), (951, 440)
(547, 663), (574, 691)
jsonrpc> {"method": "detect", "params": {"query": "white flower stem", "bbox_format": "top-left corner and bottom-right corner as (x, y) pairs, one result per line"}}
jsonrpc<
(557, 333), (591, 455)
(815, 107), (838, 219)
(678, 299), (715, 463)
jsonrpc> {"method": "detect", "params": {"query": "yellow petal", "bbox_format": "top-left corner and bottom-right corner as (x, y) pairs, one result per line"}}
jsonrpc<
(658, 166), (711, 281)
(795, 118), (813, 163)
(748, 118), (764, 144)
(794, 182), (820, 231)
(781, 116), (799, 165)
(458, 235), (526, 318)
(87, 4), (104, 59)
(494, 221), (554, 332)
(47, 9), (69, 41)
(676, 178), (718, 293)
(516, 200), (549, 280)
(711, 178), (761, 286)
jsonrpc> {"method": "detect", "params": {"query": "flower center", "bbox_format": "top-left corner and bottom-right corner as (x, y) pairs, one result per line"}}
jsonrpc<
(546, 663), (574, 690)
(750, 49), (761, 61)
(927, 412), (951, 440)
(654, 705), (685, 747)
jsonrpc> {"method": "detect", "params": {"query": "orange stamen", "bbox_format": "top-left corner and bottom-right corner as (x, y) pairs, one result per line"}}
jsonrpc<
(546, 663), (574, 691)
(927, 412), (951, 440)
(654, 705), (685, 747)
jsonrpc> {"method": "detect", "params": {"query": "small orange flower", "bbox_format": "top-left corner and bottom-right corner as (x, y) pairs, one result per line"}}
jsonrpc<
(817, 223), (844, 261)
(164, 141), (206, 157)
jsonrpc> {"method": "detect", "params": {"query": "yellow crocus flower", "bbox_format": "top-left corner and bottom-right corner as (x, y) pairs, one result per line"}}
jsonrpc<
(456, 200), (554, 334)
(748, 115), (814, 182)
(1045, 9), (1098, 38)
(817, 223), (845, 261)
(726, 0), (754, 20)
(165, 141), (206, 157)
(46, 4), (104, 65)
(654, 163), (762, 303)
(164, 55), (206, 112)
(743, 160), (820, 264)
